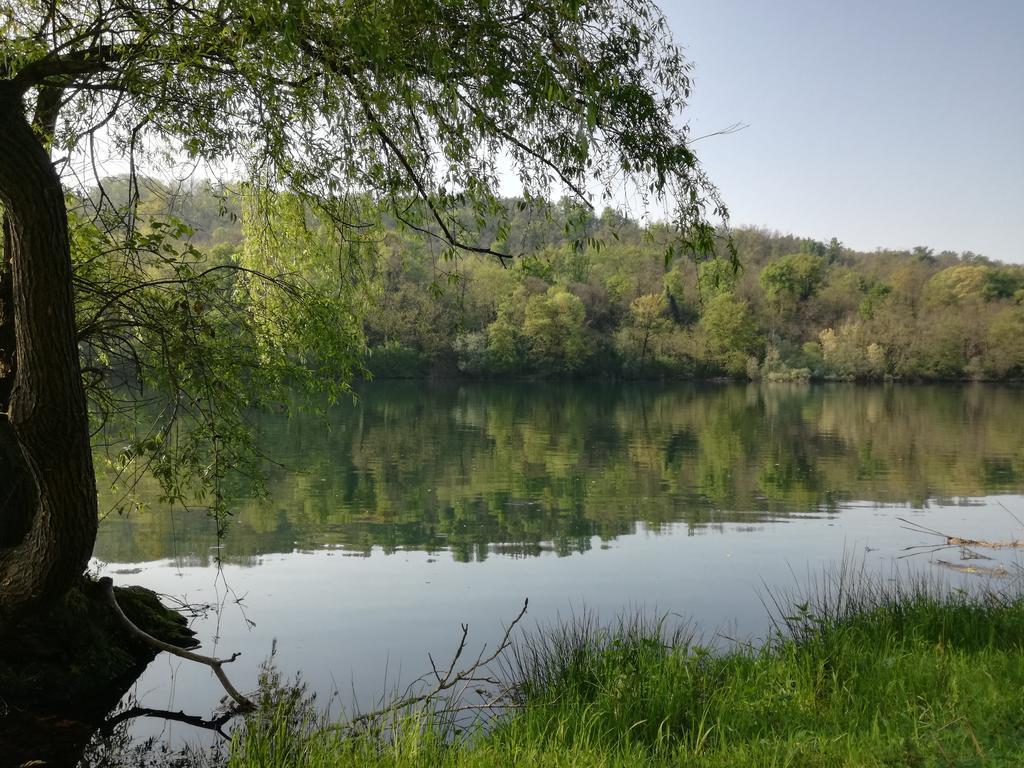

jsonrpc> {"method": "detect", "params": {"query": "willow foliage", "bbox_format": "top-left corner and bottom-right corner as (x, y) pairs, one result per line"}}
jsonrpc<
(3, 0), (726, 512)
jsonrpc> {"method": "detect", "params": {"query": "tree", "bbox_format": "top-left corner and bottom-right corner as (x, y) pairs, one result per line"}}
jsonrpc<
(923, 265), (990, 306)
(697, 257), (739, 299)
(486, 290), (529, 372)
(759, 251), (827, 341)
(760, 252), (827, 305)
(617, 292), (671, 371)
(699, 293), (759, 376)
(523, 285), (591, 372)
(984, 307), (1024, 377)
(0, 0), (727, 621)
(982, 267), (1024, 301)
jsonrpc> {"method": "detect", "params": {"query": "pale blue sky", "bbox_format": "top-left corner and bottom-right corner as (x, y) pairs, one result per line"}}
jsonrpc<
(663, 0), (1024, 262)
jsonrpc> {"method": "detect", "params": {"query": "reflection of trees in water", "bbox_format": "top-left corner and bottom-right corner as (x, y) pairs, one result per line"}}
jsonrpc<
(94, 383), (1024, 564)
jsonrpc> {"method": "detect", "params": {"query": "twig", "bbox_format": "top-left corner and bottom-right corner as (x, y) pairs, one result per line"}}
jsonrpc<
(995, 499), (1024, 529)
(897, 517), (953, 538)
(899, 544), (992, 561)
(99, 576), (255, 711)
(339, 598), (529, 729)
(714, 632), (756, 650)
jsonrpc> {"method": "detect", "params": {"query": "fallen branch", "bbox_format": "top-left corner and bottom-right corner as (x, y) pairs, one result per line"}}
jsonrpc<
(934, 560), (1011, 578)
(897, 518), (1024, 549)
(99, 576), (255, 712)
(941, 535), (1024, 549)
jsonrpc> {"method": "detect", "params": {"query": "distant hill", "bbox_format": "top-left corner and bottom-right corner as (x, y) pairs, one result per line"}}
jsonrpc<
(80, 177), (1024, 382)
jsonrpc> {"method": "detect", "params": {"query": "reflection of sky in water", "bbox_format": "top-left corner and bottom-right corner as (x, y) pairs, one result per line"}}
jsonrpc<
(98, 495), (1024, 748)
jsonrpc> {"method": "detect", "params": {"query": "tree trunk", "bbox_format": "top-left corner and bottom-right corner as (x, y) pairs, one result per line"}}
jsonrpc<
(0, 86), (98, 624)
(0, 215), (36, 549)
(0, 214), (16, 407)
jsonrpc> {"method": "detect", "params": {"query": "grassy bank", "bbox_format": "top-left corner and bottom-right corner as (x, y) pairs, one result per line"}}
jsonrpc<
(228, 577), (1024, 767)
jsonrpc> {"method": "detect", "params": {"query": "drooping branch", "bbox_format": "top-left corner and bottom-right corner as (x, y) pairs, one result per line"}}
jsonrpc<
(344, 75), (515, 263)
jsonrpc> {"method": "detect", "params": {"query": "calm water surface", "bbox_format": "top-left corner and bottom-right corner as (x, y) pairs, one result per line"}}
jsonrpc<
(91, 382), (1024, 745)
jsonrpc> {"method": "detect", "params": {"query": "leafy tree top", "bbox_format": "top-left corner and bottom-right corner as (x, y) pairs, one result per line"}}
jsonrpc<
(760, 252), (827, 303)
(2, 0), (727, 257)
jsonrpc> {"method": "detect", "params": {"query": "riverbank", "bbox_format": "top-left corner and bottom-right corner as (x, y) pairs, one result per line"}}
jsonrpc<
(0, 578), (198, 766)
(226, 575), (1024, 767)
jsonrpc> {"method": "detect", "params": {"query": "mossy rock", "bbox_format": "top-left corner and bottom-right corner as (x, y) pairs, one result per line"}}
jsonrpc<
(0, 576), (197, 718)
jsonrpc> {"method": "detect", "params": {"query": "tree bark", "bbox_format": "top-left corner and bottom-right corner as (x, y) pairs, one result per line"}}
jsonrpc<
(0, 418), (35, 549)
(0, 213), (15, 408)
(0, 85), (98, 623)
(0, 215), (36, 549)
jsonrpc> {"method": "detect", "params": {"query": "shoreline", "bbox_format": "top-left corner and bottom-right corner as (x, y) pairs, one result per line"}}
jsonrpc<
(224, 574), (1024, 766)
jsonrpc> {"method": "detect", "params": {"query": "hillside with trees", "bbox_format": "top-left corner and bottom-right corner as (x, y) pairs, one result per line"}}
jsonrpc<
(113, 179), (1024, 383)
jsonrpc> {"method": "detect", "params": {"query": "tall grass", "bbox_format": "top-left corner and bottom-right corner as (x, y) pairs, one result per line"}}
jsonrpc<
(228, 569), (1024, 767)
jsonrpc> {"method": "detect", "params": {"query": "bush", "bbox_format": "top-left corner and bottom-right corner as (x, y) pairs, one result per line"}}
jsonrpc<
(365, 342), (428, 378)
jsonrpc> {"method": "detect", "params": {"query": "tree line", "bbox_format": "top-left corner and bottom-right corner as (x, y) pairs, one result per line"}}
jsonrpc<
(126, 179), (1024, 383)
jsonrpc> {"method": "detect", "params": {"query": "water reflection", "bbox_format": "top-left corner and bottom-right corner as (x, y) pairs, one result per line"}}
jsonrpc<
(95, 382), (1024, 566)
(78, 383), (1024, 760)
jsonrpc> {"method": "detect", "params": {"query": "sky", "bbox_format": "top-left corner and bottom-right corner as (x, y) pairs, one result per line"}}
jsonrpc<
(660, 0), (1024, 263)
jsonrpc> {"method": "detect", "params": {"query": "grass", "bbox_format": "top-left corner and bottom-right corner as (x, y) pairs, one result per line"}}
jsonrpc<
(226, 570), (1024, 767)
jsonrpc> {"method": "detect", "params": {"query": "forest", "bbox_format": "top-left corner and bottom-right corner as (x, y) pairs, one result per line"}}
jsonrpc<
(108, 177), (1024, 383)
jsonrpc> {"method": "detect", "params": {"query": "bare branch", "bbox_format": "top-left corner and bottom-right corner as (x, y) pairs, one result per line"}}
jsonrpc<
(898, 517), (1024, 550)
(99, 576), (255, 712)
(340, 598), (528, 730)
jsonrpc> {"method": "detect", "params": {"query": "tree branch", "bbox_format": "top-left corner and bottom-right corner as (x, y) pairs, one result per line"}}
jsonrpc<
(99, 576), (255, 712)
(340, 598), (528, 730)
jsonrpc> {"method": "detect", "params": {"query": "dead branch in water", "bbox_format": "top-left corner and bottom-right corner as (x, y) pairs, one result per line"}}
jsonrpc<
(897, 518), (1024, 550)
(943, 535), (1024, 549)
(99, 576), (255, 712)
(934, 560), (1012, 578)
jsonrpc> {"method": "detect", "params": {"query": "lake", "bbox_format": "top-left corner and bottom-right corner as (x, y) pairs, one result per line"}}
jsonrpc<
(92, 381), (1024, 748)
